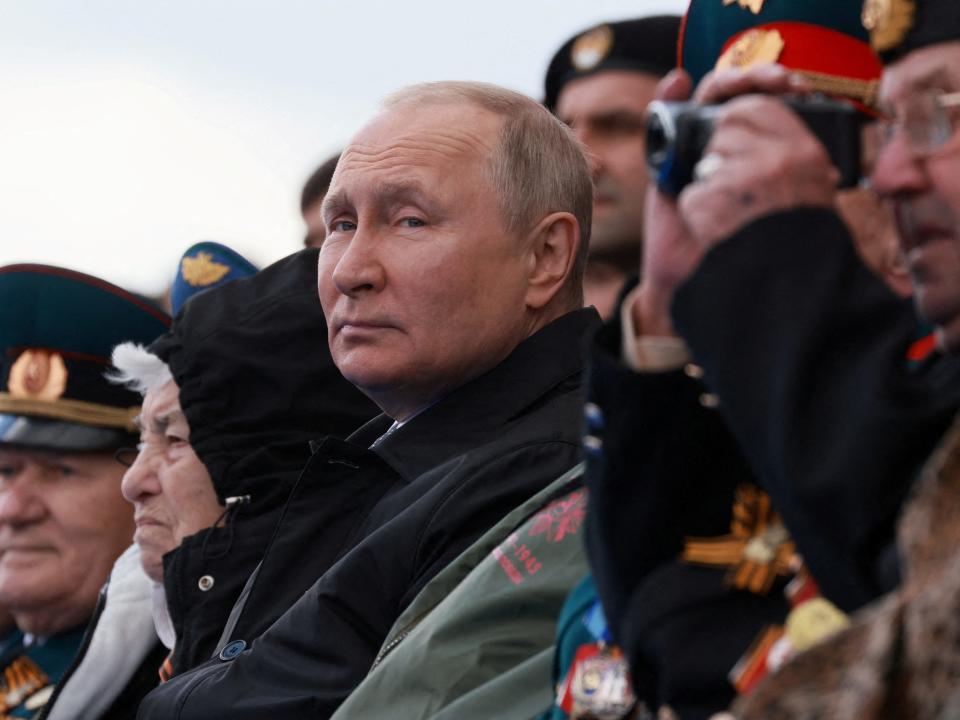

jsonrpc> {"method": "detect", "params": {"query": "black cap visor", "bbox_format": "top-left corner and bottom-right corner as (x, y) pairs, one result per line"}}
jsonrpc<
(0, 414), (135, 452)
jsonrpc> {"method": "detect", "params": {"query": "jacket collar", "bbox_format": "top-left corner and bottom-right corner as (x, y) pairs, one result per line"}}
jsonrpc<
(347, 307), (599, 482)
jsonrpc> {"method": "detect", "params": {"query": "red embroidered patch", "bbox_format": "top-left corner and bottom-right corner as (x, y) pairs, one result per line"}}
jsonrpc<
(491, 488), (587, 584)
(528, 489), (587, 543)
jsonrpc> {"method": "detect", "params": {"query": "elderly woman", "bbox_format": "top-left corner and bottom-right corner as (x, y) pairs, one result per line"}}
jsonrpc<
(109, 247), (378, 678)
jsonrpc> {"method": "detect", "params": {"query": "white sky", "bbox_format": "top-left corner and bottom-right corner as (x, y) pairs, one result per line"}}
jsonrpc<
(0, 0), (686, 296)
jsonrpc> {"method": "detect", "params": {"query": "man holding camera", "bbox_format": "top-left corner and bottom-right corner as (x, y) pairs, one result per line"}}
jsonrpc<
(581, 0), (960, 716)
(706, 0), (960, 715)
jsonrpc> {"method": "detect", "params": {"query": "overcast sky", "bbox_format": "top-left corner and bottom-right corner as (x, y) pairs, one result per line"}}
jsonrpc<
(0, 0), (686, 295)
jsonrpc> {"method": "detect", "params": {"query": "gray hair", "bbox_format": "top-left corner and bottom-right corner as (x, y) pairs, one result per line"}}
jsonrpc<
(383, 81), (593, 304)
(109, 343), (172, 396)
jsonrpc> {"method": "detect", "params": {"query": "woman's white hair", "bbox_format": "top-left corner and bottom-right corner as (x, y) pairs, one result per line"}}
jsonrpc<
(109, 343), (173, 396)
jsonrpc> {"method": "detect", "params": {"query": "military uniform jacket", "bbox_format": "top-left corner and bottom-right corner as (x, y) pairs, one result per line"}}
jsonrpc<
(584, 304), (788, 719)
(672, 208), (960, 611)
(136, 308), (599, 720)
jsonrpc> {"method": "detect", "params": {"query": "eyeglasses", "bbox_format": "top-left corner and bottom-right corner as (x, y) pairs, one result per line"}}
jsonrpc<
(880, 89), (960, 156)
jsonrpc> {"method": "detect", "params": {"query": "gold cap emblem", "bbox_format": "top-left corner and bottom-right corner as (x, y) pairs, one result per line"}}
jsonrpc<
(723, 0), (767, 15)
(181, 252), (231, 288)
(862, 0), (916, 52)
(571, 25), (614, 72)
(8, 350), (68, 402)
(716, 29), (786, 71)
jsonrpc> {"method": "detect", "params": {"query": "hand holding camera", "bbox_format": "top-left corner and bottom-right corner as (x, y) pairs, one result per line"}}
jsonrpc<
(633, 65), (847, 337)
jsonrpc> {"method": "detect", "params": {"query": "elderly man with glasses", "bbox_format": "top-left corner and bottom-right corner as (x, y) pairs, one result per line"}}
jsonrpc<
(615, 0), (960, 715)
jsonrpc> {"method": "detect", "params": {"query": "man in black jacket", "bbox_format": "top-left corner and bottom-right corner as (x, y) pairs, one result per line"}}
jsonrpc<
(583, 0), (960, 716)
(137, 80), (599, 719)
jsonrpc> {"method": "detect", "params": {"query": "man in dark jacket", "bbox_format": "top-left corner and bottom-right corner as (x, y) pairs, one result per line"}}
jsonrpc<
(583, 0), (960, 717)
(137, 80), (598, 719)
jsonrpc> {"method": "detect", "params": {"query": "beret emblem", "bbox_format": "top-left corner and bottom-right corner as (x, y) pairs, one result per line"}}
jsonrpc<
(181, 252), (231, 288)
(571, 25), (614, 71)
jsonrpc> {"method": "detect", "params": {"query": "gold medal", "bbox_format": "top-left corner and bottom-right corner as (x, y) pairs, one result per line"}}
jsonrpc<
(785, 597), (850, 651)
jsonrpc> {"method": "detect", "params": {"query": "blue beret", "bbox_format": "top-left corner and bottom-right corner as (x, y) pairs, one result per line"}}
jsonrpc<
(170, 241), (259, 316)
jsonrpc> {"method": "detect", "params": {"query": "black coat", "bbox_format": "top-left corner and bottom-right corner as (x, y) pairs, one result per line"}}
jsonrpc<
(150, 248), (379, 675)
(137, 307), (599, 720)
(584, 300), (788, 720)
(672, 208), (960, 611)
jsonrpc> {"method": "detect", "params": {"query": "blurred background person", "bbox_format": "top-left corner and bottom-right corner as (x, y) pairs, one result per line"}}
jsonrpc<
(301, 152), (341, 249)
(0, 264), (168, 719)
(545, 16), (680, 318)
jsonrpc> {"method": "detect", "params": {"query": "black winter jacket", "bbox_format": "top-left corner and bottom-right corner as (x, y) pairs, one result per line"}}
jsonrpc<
(672, 208), (960, 610)
(136, 307), (599, 719)
(150, 248), (379, 676)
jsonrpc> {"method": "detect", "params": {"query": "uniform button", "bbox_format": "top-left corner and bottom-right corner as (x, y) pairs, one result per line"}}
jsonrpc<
(583, 402), (604, 431)
(583, 434), (603, 457)
(699, 392), (720, 409)
(684, 363), (704, 380)
(219, 639), (247, 661)
(198, 575), (215, 592)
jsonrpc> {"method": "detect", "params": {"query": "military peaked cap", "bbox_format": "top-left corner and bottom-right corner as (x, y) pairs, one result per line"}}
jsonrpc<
(0, 264), (170, 451)
(681, 0), (883, 112)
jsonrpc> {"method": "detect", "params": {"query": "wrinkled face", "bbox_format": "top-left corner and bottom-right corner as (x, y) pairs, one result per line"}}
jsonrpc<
(0, 446), (132, 633)
(557, 70), (660, 261)
(836, 187), (912, 298)
(121, 379), (222, 582)
(318, 102), (534, 418)
(872, 42), (960, 351)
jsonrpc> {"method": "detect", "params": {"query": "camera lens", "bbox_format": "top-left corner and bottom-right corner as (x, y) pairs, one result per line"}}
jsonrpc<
(645, 101), (677, 175)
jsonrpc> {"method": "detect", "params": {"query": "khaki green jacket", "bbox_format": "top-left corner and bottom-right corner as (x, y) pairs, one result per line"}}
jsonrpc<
(332, 464), (588, 720)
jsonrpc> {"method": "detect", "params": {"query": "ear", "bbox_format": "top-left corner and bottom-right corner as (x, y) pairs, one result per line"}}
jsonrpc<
(523, 211), (581, 311)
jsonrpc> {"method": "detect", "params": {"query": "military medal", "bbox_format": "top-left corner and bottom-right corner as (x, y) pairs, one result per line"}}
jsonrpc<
(562, 642), (636, 720)
(0, 655), (50, 713)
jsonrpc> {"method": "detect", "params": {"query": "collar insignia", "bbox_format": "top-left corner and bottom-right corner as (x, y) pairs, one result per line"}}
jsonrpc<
(571, 25), (614, 72)
(8, 350), (68, 402)
(723, 0), (766, 15)
(862, 0), (916, 52)
(181, 251), (231, 288)
(716, 28), (785, 71)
